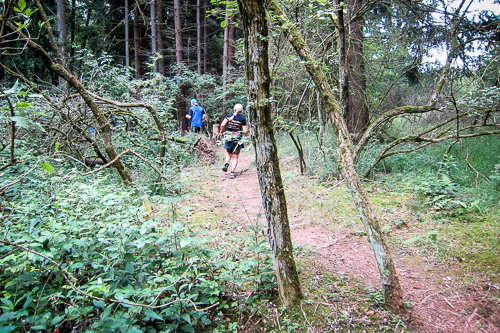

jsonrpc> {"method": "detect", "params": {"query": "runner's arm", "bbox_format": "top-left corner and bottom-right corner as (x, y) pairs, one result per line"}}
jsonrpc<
(220, 118), (228, 133)
(242, 125), (248, 136)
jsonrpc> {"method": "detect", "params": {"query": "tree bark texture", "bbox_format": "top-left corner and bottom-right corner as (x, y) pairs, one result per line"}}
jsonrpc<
(57, 0), (67, 87)
(222, 7), (229, 109)
(336, 0), (349, 125)
(203, 0), (208, 74)
(228, 14), (235, 68)
(197, 0), (202, 75)
(150, 0), (157, 73)
(346, 0), (369, 133)
(267, 0), (405, 313)
(156, 0), (165, 74)
(125, 0), (130, 69)
(173, 0), (187, 132)
(236, 0), (303, 306)
(174, 0), (183, 66)
(133, 3), (142, 79)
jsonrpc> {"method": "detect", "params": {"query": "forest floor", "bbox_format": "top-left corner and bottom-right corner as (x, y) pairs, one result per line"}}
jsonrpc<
(181, 142), (500, 333)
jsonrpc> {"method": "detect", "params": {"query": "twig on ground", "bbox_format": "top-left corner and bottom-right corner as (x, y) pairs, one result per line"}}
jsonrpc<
(291, 221), (311, 228)
(321, 235), (347, 248)
(442, 296), (455, 309)
(275, 308), (282, 332)
(243, 300), (268, 329)
(323, 179), (345, 193)
(300, 301), (312, 327)
(421, 290), (443, 304)
(431, 307), (461, 317)
(238, 168), (249, 176)
(467, 307), (478, 327)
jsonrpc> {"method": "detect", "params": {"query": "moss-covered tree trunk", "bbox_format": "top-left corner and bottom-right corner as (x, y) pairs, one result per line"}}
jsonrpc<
(236, 0), (302, 306)
(267, 0), (405, 313)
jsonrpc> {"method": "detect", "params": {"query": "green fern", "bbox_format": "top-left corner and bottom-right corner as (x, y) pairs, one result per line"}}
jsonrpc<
(415, 173), (472, 216)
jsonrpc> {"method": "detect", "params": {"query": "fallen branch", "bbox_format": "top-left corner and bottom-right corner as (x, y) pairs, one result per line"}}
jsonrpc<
(59, 148), (169, 182)
(149, 136), (188, 144)
(420, 290), (443, 305)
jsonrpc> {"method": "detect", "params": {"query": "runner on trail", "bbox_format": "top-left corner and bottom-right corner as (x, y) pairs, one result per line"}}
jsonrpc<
(186, 99), (206, 133)
(220, 103), (248, 179)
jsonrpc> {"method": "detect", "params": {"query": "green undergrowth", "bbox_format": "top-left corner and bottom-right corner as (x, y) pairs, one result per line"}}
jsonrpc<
(0, 166), (278, 332)
(273, 131), (500, 331)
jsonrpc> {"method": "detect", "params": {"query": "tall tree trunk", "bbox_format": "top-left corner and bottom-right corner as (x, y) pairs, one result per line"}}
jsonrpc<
(125, 0), (130, 69)
(226, 13), (236, 101)
(174, 0), (183, 68)
(267, 0), (405, 314)
(228, 14), (235, 68)
(133, 3), (142, 79)
(337, 0), (349, 123)
(196, 0), (201, 75)
(203, 0), (208, 74)
(222, 7), (229, 111)
(70, 0), (75, 61)
(156, 0), (165, 74)
(57, 0), (67, 87)
(174, 0), (186, 132)
(236, 0), (303, 307)
(150, 0), (157, 73)
(346, 0), (369, 134)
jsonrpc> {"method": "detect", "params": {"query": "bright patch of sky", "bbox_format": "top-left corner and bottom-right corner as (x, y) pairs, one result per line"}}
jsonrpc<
(424, 0), (500, 66)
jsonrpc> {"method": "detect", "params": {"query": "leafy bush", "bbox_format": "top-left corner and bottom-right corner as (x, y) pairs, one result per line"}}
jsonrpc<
(413, 173), (475, 217)
(0, 172), (276, 332)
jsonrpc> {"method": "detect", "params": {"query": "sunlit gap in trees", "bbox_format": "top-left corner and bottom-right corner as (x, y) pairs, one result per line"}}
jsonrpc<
(423, 0), (500, 68)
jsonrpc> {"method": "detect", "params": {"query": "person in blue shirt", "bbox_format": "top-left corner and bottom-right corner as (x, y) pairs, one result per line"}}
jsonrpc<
(186, 99), (206, 133)
(220, 103), (248, 179)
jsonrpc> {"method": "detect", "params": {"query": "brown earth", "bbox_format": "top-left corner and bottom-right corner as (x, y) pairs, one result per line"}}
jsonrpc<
(189, 145), (500, 333)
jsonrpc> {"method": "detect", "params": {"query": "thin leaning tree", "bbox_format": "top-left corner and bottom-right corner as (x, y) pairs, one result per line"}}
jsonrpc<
(4, 0), (133, 183)
(266, 0), (406, 313)
(236, 0), (303, 306)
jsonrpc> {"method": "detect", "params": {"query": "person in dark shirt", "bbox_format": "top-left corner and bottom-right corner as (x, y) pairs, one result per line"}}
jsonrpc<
(186, 99), (206, 133)
(220, 103), (248, 179)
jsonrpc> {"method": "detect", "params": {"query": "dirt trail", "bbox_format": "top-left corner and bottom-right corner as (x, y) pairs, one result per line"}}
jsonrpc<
(211, 147), (499, 333)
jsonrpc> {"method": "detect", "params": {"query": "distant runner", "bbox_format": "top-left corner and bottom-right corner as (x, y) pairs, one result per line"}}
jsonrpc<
(186, 99), (206, 133)
(220, 103), (248, 179)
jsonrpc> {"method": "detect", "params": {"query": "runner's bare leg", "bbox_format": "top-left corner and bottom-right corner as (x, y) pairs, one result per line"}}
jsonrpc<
(231, 154), (239, 173)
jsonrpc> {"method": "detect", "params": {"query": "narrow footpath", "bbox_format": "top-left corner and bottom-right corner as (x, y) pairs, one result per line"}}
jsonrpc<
(192, 146), (500, 333)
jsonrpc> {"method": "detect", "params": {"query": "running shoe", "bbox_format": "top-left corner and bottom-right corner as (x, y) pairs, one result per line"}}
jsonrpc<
(230, 172), (236, 179)
(222, 162), (229, 172)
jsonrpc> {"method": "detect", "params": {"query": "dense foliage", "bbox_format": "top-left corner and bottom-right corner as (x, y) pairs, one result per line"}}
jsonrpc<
(0, 162), (276, 331)
(1, 0), (499, 330)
